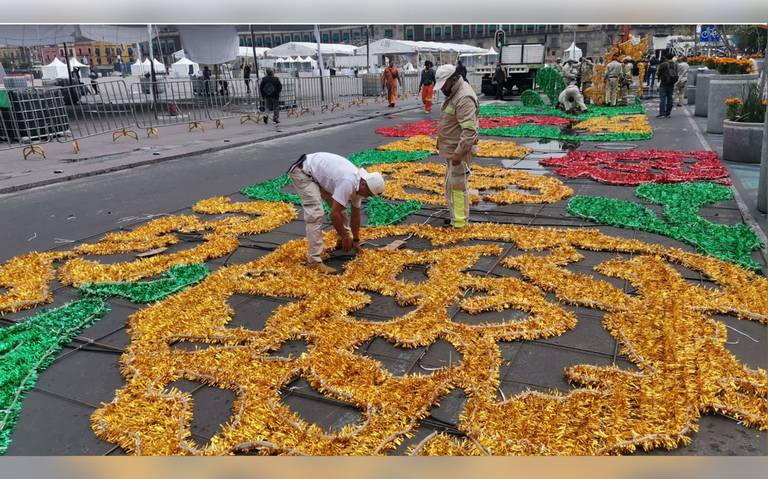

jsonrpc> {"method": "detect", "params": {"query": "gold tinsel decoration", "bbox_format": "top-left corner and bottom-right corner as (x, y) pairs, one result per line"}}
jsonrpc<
(368, 162), (573, 206)
(80, 219), (766, 455)
(573, 115), (652, 136)
(376, 135), (532, 159)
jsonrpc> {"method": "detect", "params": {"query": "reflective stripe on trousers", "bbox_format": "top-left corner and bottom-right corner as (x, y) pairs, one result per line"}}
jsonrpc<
(445, 159), (470, 228)
(289, 167), (326, 263)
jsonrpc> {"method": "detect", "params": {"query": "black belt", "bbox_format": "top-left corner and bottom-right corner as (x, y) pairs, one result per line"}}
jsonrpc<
(287, 154), (307, 175)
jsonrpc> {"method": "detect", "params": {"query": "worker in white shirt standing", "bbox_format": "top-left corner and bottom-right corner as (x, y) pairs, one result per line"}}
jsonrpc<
(288, 152), (385, 273)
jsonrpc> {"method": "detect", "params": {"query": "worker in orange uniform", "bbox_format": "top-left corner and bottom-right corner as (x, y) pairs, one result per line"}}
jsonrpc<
(418, 60), (436, 113)
(381, 57), (402, 107)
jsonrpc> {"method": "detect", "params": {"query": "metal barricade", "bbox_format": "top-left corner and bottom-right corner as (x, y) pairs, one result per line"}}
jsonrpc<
(131, 79), (210, 134)
(202, 78), (263, 128)
(53, 79), (138, 146)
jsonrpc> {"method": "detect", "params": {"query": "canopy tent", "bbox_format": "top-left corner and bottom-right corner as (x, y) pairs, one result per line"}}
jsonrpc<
(171, 57), (200, 78)
(41, 58), (69, 79)
(459, 47), (498, 58)
(355, 39), (488, 56)
(130, 59), (145, 76)
(144, 58), (167, 73)
(237, 46), (271, 58)
(0, 25), (154, 47)
(562, 42), (583, 62)
(267, 42), (357, 58)
(177, 25), (239, 64)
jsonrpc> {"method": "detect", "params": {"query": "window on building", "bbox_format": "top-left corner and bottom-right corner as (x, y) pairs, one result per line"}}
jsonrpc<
(240, 37), (245, 46)
(353, 31), (361, 41)
(332, 32), (340, 42)
(526, 25), (535, 32)
(384, 29), (393, 39)
(304, 34), (311, 42)
(90, 48), (93, 55)
(117, 47), (122, 55)
(463, 25), (470, 36)
(343, 32), (350, 42)
(95, 48), (100, 56)
(551, 25), (560, 32)
(284, 35), (291, 43)
(489, 25), (497, 33)
(503, 24), (510, 33)
(538, 25), (548, 32)
(256, 38), (263, 46)
(69, 49), (74, 56)
(77, 48), (81, 55)
(264, 37), (271, 47)
(476, 25), (484, 34)
(435, 26), (441, 38)
(293, 34), (301, 41)
(59, 49), (64, 56)
(245, 37), (252, 46)
(97, 58), (102, 65)
(424, 27), (431, 40)
(322, 33), (330, 43)
(274, 36), (281, 46)
(515, 25), (524, 32)
(445, 26), (452, 37)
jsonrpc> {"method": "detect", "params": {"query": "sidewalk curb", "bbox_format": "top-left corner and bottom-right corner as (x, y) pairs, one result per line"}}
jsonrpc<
(0, 104), (423, 195)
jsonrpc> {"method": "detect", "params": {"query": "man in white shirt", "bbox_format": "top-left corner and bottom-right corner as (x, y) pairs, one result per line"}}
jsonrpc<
(288, 152), (385, 273)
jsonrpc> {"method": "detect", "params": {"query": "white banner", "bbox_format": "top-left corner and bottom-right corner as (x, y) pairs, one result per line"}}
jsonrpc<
(177, 25), (239, 65)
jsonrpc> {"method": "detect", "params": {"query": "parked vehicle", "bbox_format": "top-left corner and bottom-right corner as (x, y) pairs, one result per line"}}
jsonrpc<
(478, 43), (546, 96)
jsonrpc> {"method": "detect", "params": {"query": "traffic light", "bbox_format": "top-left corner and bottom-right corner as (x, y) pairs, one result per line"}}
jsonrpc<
(495, 30), (505, 50)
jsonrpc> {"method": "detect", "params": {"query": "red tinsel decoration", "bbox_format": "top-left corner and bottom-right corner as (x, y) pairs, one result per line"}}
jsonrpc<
(376, 120), (438, 137)
(478, 116), (570, 129)
(540, 150), (732, 186)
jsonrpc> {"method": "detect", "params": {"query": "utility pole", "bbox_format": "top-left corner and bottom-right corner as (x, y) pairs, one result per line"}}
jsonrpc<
(757, 30), (768, 213)
(250, 24), (261, 82)
(314, 24), (325, 102)
(366, 25), (370, 71)
(63, 41), (73, 85)
(147, 24), (157, 114)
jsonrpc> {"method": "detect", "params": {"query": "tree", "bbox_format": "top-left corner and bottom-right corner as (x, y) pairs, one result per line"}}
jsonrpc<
(730, 25), (768, 53)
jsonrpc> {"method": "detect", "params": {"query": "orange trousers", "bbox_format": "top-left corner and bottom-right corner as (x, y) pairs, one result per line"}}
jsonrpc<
(387, 82), (398, 105)
(421, 84), (434, 112)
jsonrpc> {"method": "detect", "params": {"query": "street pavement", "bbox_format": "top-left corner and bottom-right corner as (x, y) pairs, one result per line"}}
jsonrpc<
(0, 93), (766, 455)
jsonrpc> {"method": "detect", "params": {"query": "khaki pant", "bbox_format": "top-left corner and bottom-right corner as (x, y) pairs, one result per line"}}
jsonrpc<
(605, 77), (619, 106)
(289, 167), (351, 263)
(445, 159), (470, 228)
(674, 80), (687, 106)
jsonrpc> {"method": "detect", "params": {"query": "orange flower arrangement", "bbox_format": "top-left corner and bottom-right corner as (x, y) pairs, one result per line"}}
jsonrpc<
(724, 98), (743, 106)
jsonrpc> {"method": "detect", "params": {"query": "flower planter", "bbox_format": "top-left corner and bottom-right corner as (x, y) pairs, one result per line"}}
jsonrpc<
(706, 77), (758, 133)
(723, 119), (764, 164)
(695, 73), (758, 117)
(694, 71), (718, 116)
(689, 68), (702, 86)
(686, 84), (697, 105)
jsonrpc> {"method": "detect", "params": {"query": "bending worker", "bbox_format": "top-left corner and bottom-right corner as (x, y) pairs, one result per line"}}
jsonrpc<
(434, 64), (479, 228)
(289, 152), (385, 273)
(604, 55), (622, 106)
(558, 84), (588, 114)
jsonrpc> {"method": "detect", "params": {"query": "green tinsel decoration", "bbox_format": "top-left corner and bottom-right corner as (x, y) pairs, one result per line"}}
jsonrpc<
(365, 197), (423, 226)
(568, 182), (764, 271)
(0, 263), (209, 454)
(0, 297), (110, 454)
(535, 67), (566, 105)
(349, 149), (431, 167)
(241, 175), (300, 204)
(478, 125), (652, 142)
(79, 263), (209, 303)
(520, 89), (545, 107)
(479, 103), (645, 119)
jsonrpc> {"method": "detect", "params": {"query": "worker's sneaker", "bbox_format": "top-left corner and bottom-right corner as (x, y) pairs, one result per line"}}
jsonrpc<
(306, 261), (336, 274)
(263, 116), (268, 124)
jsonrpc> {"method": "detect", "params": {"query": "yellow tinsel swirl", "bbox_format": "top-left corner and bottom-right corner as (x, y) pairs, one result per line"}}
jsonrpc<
(573, 115), (652, 135)
(376, 136), (532, 159)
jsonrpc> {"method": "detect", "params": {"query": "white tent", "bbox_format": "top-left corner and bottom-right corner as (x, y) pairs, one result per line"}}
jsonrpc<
(67, 56), (90, 78)
(171, 57), (200, 78)
(130, 58), (145, 76)
(42, 58), (69, 79)
(267, 42), (356, 58)
(142, 58), (167, 74)
(237, 46), (271, 58)
(562, 42), (583, 62)
(356, 39), (487, 56)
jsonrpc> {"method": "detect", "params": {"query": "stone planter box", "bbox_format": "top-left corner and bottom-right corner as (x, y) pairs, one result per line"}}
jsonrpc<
(707, 77), (758, 133)
(694, 71), (718, 116)
(695, 73), (758, 117)
(689, 68), (702, 86)
(686, 85), (697, 105)
(723, 119), (764, 163)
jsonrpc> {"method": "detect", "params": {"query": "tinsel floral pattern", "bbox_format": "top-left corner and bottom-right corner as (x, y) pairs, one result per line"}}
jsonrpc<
(540, 150), (732, 186)
(567, 182), (763, 270)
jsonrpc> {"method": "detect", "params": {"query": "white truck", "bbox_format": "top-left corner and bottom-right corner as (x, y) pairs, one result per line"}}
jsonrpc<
(478, 43), (546, 97)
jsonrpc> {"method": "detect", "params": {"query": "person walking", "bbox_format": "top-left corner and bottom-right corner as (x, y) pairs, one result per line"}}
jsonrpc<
(455, 60), (467, 81)
(435, 64), (479, 228)
(381, 58), (402, 107)
(674, 56), (689, 106)
(259, 68), (282, 124)
(656, 53), (678, 118)
(89, 70), (99, 95)
(418, 60), (436, 113)
(288, 152), (385, 273)
(645, 55), (659, 91)
(604, 56), (622, 106)
(620, 56), (634, 105)
(202, 66), (212, 96)
(494, 61), (506, 100)
(562, 59), (578, 85)
(243, 64), (252, 95)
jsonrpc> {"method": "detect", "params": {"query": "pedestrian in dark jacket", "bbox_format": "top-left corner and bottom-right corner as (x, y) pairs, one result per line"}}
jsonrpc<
(656, 53), (677, 118)
(243, 64), (252, 95)
(455, 60), (467, 81)
(259, 68), (282, 124)
(494, 62), (506, 100)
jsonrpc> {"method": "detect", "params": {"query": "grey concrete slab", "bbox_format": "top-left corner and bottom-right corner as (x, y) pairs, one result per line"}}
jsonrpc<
(537, 313), (617, 357)
(643, 415), (766, 455)
(426, 388), (467, 427)
(281, 379), (363, 434)
(228, 297), (289, 332)
(714, 314), (768, 372)
(188, 385), (236, 446)
(77, 303), (136, 342)
(6, 391), (113, 455)
(269, 339), (309, 360)
(353, 292), (417, 321)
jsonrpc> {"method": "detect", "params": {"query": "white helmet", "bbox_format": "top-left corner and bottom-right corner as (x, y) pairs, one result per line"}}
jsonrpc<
(435, 64), (457, 90)
(360, 169), (385, 196)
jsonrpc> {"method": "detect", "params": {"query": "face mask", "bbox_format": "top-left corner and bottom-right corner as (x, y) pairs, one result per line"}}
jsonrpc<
(441, 81), (452, 97)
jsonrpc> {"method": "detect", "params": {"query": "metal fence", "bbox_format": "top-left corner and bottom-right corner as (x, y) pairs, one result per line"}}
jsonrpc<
(0, 74), (427, 159)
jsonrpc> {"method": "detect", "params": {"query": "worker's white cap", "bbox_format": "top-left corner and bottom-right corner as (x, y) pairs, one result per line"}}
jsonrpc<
(434, 64), (457, 90)
(360, 169), (385, 196)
